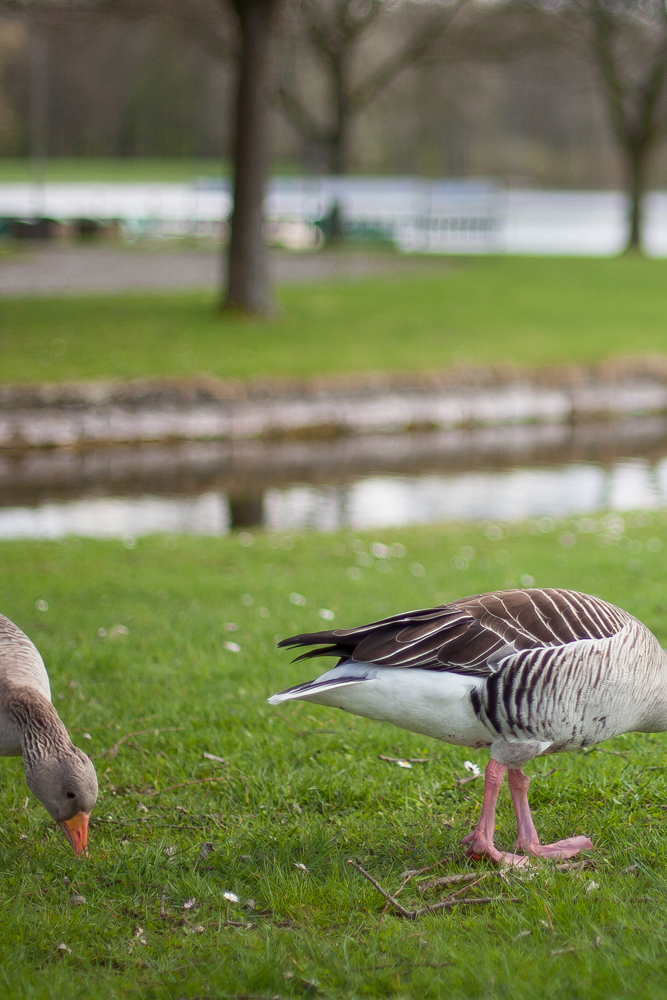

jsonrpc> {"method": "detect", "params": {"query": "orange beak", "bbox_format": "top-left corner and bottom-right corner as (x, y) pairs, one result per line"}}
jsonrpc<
(59, 812), (90, 856)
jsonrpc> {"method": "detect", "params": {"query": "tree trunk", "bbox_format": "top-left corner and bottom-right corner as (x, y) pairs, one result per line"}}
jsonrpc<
(222, 0), (278, 315)
(624, 144), (645, 254)
(328, 50), (348, 175)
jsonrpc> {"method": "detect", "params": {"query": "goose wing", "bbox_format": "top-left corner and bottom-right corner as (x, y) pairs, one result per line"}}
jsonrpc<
(278, 589), (632, 677)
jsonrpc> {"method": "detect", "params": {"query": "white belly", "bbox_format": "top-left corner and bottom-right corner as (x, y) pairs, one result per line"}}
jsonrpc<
(302, 667), (491, 748)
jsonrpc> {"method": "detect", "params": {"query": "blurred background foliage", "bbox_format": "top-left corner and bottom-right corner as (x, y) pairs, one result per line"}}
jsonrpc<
(0, 0), (662, 192)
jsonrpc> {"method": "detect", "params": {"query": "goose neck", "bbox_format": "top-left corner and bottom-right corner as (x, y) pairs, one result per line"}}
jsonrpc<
(2, 681), (69, 761)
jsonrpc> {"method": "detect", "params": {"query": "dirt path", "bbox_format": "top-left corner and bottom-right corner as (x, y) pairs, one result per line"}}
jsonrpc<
(0, 244), (442, 296)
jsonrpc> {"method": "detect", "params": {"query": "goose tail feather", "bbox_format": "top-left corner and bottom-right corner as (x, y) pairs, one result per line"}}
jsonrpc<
(268, 675), (367, 705)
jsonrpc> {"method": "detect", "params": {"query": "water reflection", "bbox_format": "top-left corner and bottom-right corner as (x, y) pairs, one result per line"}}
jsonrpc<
(0, 493), (228, 541)
(1, 456), (667, 540)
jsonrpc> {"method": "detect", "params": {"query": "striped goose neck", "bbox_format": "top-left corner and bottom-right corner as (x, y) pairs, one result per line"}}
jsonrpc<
(1, 680), (71, 764)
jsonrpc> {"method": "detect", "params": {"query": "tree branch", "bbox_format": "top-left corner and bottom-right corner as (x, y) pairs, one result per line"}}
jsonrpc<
(277, 82), (332, 143)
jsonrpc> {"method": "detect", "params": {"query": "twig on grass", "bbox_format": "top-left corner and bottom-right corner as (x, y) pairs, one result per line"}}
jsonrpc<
(91, 816), (206, 831)
(380, 856), (453, 917)
(146, 777), (226, 797)
(346, 860), (518, 919)
(378, 755), (428, 764)
(419, 871), (493, 892)
(554, 859), (596, 872)
(99, 727), (182, 760)
(454, 770), (479, 786)
(347, 860), (414, 917)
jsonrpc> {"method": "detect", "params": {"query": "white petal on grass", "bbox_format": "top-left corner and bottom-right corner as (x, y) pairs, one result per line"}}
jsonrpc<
(35, 599), (49, 612)
(203, 752), (226, 763)
(585, 881), (599, 894)
(183, 898), (197, 910)
(397, 759), (412, 769)
(224, 622), (238, 631)
(83, 732), (92, 740)
(224, 641), (241, 653)
(109, 624), (129, 638)
(319, 608), (335, 621)
(293, 863), (309, 872)
(520, 574), (535, 587)
(241, 594), (254, 606)
(56, 942), (71, 954)
(464, 760), (481, 777)
(223, 891), (239, 903)
(289, 592), (307, 606)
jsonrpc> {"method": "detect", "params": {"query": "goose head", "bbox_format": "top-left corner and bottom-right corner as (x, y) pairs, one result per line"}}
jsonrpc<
(23, 744), (98, 855)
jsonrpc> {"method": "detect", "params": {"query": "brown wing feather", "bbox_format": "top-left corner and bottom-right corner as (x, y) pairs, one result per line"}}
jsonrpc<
(277, 589), (632, 677)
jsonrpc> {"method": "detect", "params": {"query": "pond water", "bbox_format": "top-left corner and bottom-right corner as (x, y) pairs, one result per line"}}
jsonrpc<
(2, 416), (667, 541)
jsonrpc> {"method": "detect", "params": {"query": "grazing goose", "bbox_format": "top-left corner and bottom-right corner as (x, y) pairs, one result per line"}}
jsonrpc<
(269, 588), (666, 865)
(0, 613), (97, 855)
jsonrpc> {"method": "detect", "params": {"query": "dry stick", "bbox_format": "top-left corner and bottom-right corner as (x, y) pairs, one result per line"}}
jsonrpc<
(146, 776), (227, 797)
(99, 727), (182, 760)
(454, 770), (480, 786)
(347, 861), (518, 919)
(380, 856), (452, 918)
(411, 896), (519, 918)
(443, 875), (487, 900)
(347, 860), (414, 918)
(419, 871), (492, 892)
(378, 755), (429, 764)
(554, 859), (596, 872)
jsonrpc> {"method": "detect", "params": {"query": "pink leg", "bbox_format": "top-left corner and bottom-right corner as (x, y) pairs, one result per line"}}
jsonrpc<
(459, 759), (530, 866)
(508, 767), (593, 859)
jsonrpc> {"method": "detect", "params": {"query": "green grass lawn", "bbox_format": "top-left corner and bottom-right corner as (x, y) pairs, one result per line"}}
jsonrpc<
(2, 255), (667, 384)
(0, 158), (227, 183)
(2, 515), (667, 998)
(0, 157), (315, 183)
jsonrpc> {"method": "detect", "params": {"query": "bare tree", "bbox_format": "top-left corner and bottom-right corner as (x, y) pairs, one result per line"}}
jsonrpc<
(0, 0), (282, 314)
(533, 0), (667, 252)
(278, 0), (470, 174)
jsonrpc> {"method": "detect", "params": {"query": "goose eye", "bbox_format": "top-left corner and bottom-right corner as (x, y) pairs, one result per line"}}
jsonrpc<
(65, 791), (75, 799)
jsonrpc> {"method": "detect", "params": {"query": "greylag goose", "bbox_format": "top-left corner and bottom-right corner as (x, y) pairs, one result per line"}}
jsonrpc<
(269, 588), (664, 865)
(0, 613), (97, 855)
